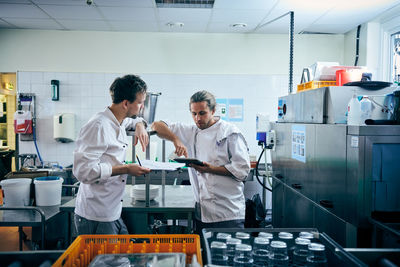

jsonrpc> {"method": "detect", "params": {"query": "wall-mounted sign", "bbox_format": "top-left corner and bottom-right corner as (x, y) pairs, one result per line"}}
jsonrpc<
(291, 124), (306, 163)
(216, 98), (243, 122)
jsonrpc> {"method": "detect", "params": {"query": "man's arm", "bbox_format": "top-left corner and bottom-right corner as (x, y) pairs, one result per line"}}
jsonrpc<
(151, 121), (188, 157)
(112, 164), (150, 176)
(190, 162), (233, 176)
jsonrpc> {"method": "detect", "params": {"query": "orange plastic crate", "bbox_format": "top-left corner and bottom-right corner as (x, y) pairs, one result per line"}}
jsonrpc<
(297, 80), (336, 92)
(52, 234), (202, 267)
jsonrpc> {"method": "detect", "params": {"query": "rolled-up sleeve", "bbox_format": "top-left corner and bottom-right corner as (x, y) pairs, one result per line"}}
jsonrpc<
(165, 121), (196, 147)
(73, 122), (112, 184)
(224, 133), (250, 182)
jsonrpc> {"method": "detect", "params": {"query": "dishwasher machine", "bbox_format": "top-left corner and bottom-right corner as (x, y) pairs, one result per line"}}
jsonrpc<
(270, 86), (400, 248)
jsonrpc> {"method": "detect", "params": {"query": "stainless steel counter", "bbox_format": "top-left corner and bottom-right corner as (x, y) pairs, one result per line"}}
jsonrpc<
(60, 185), (196, 242)
(0, 196), (73, 250)
(60, 185), (195, 212)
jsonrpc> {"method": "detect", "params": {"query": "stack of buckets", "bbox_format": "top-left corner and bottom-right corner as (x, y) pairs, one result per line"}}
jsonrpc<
(0, 176), (63, 206)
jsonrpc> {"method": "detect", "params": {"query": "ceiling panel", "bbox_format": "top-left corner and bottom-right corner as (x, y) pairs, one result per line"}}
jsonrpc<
(0, 19), (14, 28)
(39, 4), (103, 20)
(0, 0), (30, 3)
(213, 0), (278, 11)
(32, 0), (86, 5)
(98, 6), (156, 21)
(211, 9), (269, 24)
(109, 20), (158, 32)
(0, 0), (399, 33)
(94, 0), (155, 8)
(2, 18), (63, 29)
(0, 3), (49, 18)
(57, 19), (111, 31)
(314, 4), (396, 26)
(303, 24), (355, 34)
(157, 8), (212, 22)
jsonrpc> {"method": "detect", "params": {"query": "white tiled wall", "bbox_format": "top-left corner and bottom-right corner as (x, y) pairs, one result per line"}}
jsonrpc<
(17, 71), (298, 167)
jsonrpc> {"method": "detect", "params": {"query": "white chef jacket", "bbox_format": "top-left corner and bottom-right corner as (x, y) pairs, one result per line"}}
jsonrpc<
(167, 119), (250, 223)
(73, 107), (144, 222)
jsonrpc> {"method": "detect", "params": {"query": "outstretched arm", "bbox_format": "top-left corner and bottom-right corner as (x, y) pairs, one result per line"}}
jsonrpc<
(151, 121), (188, 157)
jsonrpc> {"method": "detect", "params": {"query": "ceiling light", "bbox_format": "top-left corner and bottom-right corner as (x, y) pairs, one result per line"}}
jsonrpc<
(231, 23), (247, 28)
(166, 22), (184, 28)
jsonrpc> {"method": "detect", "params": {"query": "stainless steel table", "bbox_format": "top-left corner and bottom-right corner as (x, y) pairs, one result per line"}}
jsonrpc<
(0, 196), (73, 250)
(60, 185), (196, 243)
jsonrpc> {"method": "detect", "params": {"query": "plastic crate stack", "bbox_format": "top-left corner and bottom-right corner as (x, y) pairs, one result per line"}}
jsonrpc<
(297, 80), (336, 92)
(53, 234), (202, 267)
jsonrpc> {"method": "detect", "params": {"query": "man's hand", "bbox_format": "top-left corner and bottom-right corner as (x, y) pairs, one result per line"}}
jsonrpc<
(190, 161), (212, 173)
(173, 139), (188, 157)
(126, 164), (151, 176)
(189, 162), (233, 177)
(134, 122), (149, 152)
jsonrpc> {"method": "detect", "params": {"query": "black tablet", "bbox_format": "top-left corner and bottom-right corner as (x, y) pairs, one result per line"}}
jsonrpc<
(173, 158), (204, 166)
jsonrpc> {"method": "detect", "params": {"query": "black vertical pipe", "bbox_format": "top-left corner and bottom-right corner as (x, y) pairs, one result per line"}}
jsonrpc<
(354, 25), (361, 66)
(289, 11), (294, 94)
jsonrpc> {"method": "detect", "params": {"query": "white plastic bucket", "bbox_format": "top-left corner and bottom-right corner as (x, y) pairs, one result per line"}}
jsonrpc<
(0, 178), (32, 206)
(34, 176), (64, 206)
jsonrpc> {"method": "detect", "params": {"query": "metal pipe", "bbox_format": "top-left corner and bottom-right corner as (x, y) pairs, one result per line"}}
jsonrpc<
(289, 11), (294, 94)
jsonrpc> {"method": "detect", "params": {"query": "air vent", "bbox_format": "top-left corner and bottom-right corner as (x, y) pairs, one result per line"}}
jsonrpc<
(155, 0), (214, 8)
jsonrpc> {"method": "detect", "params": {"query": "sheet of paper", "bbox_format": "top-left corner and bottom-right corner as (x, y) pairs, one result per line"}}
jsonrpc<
(140, 160), (185, 171)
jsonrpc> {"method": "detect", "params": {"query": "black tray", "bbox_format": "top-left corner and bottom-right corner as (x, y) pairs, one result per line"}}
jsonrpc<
(343, 81), (392, 90)
(202, 228), (367, 267)
(173, 158), (204, 166)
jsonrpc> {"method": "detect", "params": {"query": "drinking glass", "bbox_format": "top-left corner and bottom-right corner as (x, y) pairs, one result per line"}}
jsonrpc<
(252, 237), (270, 267)
(293, 237), (311, 266)
(306, 243), (328, 267)
(216, 232), (232, 242)
(268, 240), (289, 267)
(226, 238), (242, 266)
(278, 232), (294, 263)
(233, 243), (253, 267)
(210, 241), (228, 266)
(235, 232), (251, 244)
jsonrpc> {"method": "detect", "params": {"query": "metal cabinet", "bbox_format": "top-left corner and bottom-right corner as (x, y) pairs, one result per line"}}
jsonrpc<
(271, 123), (400, 248)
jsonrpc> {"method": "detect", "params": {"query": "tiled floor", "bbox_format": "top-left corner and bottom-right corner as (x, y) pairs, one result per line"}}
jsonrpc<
(0, 227), (32, 251)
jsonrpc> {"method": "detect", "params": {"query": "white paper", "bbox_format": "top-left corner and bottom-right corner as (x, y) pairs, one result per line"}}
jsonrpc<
(140, 160), (185, 170)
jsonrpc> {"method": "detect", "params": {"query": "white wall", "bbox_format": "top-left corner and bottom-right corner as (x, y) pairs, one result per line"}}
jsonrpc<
(344, 4), (400, 81)
(0, 29), (344, 75)
(3, 29), (346, 167)
(17, 71), (289, 166)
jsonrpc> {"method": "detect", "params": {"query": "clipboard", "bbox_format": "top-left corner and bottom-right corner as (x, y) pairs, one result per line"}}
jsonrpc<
(173, 158), (204, 166)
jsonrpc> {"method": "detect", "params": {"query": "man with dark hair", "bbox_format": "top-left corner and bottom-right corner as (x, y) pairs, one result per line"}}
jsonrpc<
(73, 74), (151, 235)
(152, 90), (250, 233)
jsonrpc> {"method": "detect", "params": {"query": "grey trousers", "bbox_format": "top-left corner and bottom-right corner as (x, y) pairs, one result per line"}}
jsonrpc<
(74, 214), (129, 235)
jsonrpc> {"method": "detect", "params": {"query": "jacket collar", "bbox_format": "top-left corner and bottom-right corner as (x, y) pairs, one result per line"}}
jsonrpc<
(104, 107), (122, 126)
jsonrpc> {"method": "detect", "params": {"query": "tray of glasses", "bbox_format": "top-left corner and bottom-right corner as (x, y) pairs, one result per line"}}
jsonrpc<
(202, 228), (367, 267)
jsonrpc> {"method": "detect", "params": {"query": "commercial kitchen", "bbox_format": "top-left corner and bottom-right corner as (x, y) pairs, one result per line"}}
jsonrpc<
(0, 0), (399, 266)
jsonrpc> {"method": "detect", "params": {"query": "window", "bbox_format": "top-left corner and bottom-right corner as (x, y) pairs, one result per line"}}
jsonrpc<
(390, 32), (400, 84)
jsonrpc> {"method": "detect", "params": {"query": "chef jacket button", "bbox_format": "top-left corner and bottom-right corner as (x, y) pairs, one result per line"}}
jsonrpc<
(123, 145), (126, 148)
(121, 199), (123, 202)
(122, 180), (125, 182)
